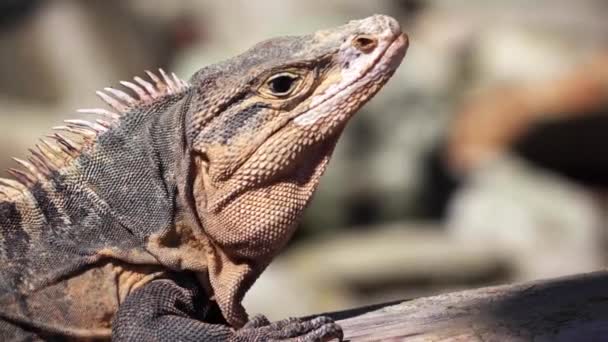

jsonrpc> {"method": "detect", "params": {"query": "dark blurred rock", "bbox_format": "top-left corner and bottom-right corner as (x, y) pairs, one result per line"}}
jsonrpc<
(0, 0), (42, 31)
(417, 141), (462, 220)
(514, 109), (608, 188)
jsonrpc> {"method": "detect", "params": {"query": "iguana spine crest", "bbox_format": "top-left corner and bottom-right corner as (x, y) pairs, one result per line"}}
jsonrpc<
(1, 69), (189, 197)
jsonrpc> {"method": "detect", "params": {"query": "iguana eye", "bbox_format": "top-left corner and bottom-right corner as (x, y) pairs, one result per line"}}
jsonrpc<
(263, 72), (300, 97)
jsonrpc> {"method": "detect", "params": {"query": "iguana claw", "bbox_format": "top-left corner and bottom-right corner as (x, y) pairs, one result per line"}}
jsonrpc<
(233, 315), (343, 342)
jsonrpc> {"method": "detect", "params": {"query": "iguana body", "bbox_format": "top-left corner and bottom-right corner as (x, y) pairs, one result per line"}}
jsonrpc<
(0, 15), (408, 341)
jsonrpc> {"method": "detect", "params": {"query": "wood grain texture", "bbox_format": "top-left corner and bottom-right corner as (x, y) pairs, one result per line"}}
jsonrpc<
(325, 271), (608, 341)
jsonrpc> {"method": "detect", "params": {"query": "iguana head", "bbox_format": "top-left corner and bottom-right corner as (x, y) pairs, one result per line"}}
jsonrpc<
(186, 15), (408, 326)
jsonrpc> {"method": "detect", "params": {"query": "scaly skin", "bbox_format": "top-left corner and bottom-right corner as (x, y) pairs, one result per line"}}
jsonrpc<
(0, 15), (408, 341)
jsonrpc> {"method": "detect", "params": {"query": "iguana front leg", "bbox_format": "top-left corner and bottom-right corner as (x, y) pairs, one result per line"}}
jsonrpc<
(112, 276), (342, 341)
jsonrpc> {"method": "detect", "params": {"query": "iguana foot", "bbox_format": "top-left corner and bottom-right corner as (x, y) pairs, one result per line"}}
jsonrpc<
(233, 315), (343, 341)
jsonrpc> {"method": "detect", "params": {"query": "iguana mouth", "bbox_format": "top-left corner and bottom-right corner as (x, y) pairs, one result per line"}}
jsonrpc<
(293, 31), (409, 126)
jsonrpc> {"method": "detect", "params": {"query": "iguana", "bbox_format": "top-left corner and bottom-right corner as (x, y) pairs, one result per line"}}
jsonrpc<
(0, 14), (408, 341)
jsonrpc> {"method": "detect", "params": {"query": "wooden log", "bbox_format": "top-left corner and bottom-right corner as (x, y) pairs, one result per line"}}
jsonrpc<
(323, 271), (608, 341)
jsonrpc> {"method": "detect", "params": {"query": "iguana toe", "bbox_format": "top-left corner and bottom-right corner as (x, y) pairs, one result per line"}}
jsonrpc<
(233, 316), (343, 341)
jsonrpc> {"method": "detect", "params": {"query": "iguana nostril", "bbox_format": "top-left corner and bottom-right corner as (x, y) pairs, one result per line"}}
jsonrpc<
(352, 35), (377, 53)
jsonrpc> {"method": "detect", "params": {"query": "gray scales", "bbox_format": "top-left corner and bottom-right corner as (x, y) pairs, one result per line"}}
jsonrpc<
(0, 15), (408, 341)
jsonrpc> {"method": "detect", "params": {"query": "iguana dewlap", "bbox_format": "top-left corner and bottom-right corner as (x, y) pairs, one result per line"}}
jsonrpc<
(0, 15), (407, 341)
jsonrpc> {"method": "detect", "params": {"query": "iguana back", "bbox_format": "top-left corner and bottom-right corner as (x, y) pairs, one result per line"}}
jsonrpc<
(0, 75), (192, 339)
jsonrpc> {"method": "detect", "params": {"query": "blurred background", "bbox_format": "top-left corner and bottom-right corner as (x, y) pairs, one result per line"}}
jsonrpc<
(2, 0), (608, 320)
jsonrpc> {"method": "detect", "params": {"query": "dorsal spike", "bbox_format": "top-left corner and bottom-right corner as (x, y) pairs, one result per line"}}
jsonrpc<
(48, 134), (79, 157)
(55, 134), (79, 150)
(53, 125), (97, 139)
(96, 91), (129, 112)
(145, 70), (166, 96)
(0, 177), (29, 193)
(159, 68), (177, 93)
(145, 70), (162, 85)
(64, 119), (107, 133)
(39, 140), (66, 160)
(0, 178), (22, 188)
(34, 143), (63, 168)
(120, 81), (151, 101)
(77, 108), (121, 120)
(12, 158), (42, 178)
(173, 72), (189, 89)
(8, 168), (36, 186)
(95, 119), (112, 129)
(104, 87), (136, 105)
(27, 152), (52, 176)
(0, 185), (12, 199)
(172, 73), (182, 88)
(7, 68), (190, 188)
(134, 76), (158, 97)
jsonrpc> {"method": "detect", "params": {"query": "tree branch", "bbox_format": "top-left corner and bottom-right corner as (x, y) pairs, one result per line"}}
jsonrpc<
(325, 271), (608, 341)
